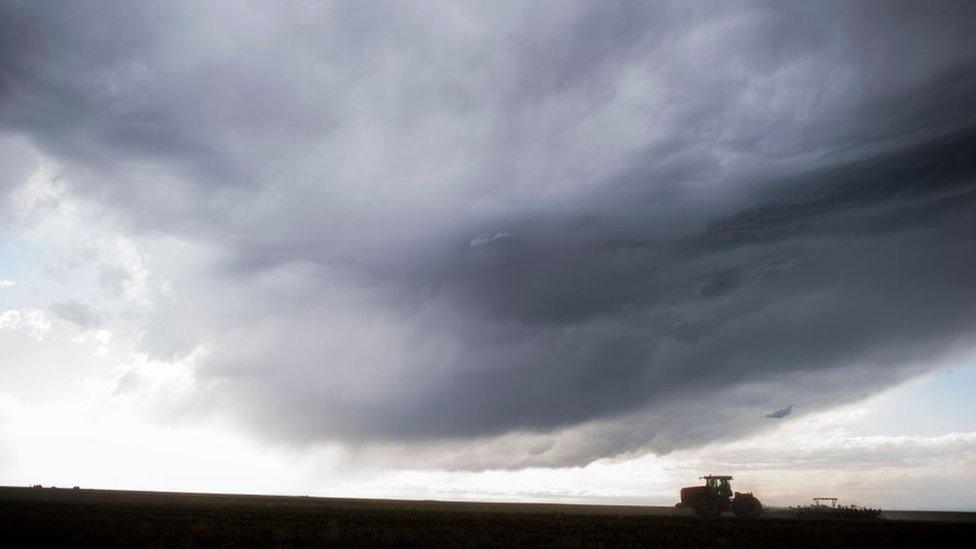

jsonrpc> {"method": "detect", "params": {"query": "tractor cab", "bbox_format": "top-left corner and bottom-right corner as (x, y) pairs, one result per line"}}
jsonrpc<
(702, 475), (733, 499)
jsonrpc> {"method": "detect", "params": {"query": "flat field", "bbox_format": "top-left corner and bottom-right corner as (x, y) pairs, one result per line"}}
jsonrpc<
(1, 486), (973, 547)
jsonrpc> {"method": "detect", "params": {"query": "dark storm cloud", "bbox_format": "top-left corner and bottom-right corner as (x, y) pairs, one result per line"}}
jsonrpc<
(2, 0), (975, 466)
(329, 129), (976, 441)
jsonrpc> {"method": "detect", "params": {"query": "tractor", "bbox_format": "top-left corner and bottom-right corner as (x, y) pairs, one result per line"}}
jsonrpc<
(675, 475), (763, 518)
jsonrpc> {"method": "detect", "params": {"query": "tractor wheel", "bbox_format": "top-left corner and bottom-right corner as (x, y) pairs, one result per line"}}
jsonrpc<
(732, 494), (763, 518)
(695, 499), (721, 518)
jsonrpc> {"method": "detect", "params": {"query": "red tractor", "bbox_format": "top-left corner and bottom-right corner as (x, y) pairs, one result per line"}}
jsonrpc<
(675, 475), (763, 518)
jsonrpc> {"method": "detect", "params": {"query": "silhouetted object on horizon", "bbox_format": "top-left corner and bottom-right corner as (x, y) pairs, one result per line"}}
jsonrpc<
(766, 404), (794, 419)
(792, 497), (882, 520)
(675, 475), (763, 518)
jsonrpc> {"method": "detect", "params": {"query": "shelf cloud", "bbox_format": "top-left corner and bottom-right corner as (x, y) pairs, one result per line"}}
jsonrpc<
(2, 0), (975, 468)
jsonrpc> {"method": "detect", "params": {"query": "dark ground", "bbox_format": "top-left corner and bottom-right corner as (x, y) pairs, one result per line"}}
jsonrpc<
(1, 486), (973, 547)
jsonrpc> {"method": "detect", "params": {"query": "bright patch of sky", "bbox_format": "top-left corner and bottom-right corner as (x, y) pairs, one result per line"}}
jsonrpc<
(0, 237), (35, 299)
(846, 362), (976, 437)
(0, 259), (38, 316)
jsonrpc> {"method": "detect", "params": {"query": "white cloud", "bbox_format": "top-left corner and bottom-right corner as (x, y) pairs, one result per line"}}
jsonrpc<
(0, 308), (52, 341)
(0, 279), (17, 288)
(469, 232), (511, 248)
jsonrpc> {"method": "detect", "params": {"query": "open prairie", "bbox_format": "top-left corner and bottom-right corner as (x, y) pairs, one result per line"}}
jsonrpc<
(1, 486), (973, 547)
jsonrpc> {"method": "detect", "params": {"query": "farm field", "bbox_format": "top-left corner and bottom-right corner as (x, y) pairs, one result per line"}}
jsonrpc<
(1, 486), (974, 547)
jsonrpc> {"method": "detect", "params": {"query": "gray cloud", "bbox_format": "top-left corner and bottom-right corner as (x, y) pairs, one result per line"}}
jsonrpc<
(766, 405), (794, 420)
(2, 0), (975, 467)
(49, 300), (105, 328)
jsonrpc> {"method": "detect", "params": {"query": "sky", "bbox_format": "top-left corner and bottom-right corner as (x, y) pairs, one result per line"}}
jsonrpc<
(1, 0), (975, 510)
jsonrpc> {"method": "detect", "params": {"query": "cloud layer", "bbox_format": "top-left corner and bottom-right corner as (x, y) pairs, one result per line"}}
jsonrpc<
(2, 0), (975, 467)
